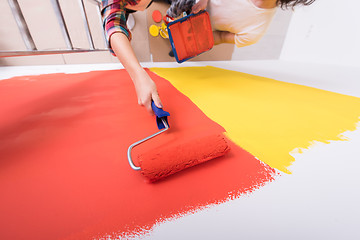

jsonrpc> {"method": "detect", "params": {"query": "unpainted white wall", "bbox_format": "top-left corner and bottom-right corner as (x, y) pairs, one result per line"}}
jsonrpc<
(280, 0), (360, 67)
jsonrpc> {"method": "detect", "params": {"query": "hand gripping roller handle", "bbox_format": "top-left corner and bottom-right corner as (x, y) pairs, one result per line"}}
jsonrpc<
(127, 102), (170, 170)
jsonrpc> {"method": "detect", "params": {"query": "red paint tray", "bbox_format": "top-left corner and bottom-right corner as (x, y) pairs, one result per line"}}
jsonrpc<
(167, 11), (214, 63)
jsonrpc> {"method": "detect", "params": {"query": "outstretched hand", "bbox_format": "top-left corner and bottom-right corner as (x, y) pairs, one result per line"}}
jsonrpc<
(134, 70), (163, 115)
(109, 32), (163, 116)
(192, 0), (209, 14)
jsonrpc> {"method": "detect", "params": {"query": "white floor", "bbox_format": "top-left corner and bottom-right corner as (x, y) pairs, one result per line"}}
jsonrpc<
(1, 60), (359, 240)
(2, 60), (360, 98)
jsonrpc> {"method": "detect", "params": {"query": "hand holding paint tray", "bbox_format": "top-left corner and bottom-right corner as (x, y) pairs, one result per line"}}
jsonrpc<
(127, 102), (230, 182)
(167, 10), (214, 63)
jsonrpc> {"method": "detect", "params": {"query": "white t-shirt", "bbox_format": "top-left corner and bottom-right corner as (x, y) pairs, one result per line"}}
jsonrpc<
(208, 0), (277, 47)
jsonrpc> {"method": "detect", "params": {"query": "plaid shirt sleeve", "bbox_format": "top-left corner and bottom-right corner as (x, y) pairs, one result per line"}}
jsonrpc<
(101, 0), (139, 56)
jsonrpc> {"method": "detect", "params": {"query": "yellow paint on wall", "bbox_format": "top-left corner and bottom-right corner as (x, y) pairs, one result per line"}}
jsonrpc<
(151, 66), (360, 174)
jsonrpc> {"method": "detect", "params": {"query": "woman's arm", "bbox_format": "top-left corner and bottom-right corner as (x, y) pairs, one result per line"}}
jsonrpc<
(213, 30), (235, 45)
(110, 32), (162, 114)
(101, 0), (162, 115)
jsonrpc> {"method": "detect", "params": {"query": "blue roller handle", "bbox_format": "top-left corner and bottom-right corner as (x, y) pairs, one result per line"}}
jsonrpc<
(151, 101), (170, 130)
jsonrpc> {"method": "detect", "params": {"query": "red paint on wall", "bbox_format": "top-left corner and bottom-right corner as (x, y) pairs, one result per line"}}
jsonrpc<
(139, 133), (230, 182)
(0, 70), (275, 240)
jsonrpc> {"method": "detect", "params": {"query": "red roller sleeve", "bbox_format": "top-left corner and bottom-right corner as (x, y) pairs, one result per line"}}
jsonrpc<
(138, 134), (230, 182)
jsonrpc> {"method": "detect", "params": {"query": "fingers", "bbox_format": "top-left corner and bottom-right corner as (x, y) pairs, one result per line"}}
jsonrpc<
(134, 73), (163, 115)
(138, 97), (154, 115)
(138, 92), (163, 115)
(192, 4), (201, 14)
(152, 92), (163, 109)
(144, 100), (153, 115)
(192, 0), (207, 14)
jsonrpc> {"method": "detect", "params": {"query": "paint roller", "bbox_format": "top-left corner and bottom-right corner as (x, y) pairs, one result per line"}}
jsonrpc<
(127, 102), (230, 182)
